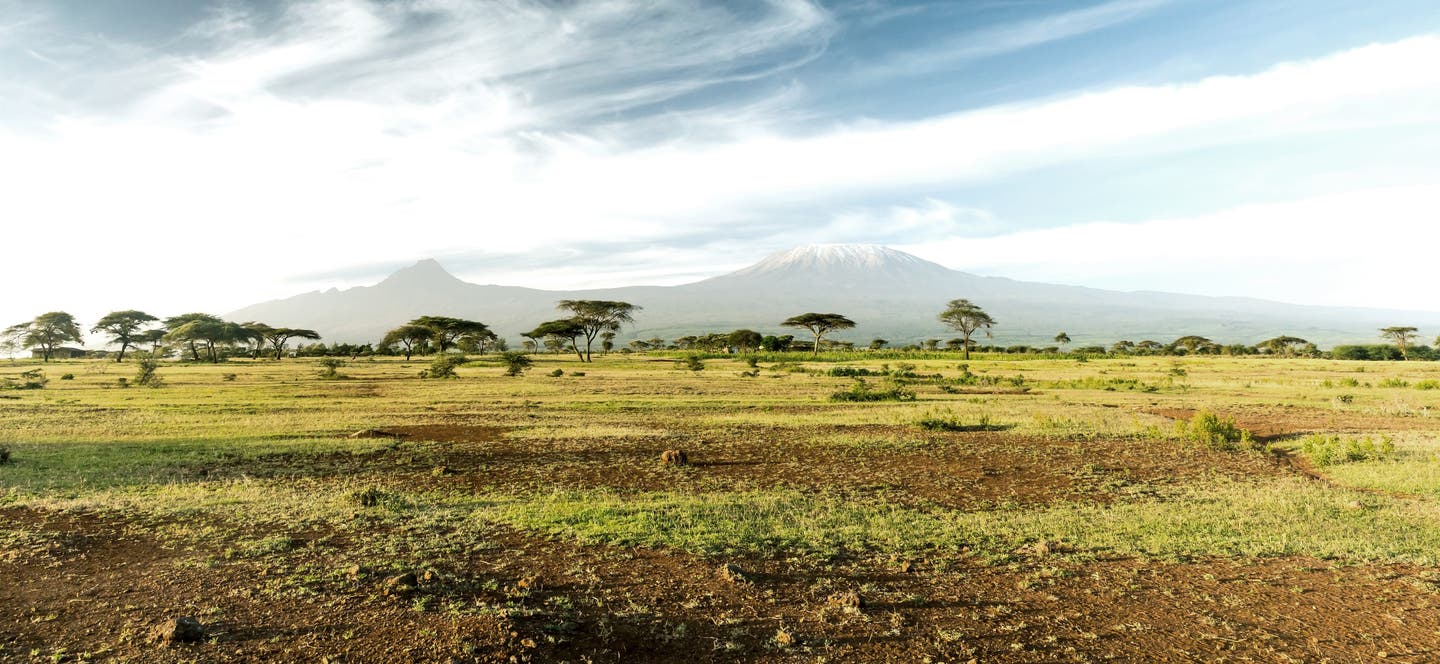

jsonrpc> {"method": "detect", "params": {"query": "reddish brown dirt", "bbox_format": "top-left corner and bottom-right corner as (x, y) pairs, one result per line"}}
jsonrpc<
(367, 423), (1288, 511)
(6, 505), (1440, 663)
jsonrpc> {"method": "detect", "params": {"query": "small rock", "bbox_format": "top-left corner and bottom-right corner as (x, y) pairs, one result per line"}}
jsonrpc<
(385, 572), (419, 596)
(717, 563), (748, 584)
(660, 449), (689, 467)
(827, 591), (864, 610)
(148, 617), (205, 646)
(349, 429), (408, 439)
(774, 627), (797, 647)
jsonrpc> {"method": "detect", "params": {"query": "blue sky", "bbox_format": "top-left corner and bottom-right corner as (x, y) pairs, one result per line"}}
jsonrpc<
(3, 0), (1440, 329)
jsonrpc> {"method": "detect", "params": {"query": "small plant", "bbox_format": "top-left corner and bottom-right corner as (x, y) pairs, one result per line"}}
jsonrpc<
(677, 355), (705, 372)
(116, 377), (130, 388)
(348, 486), (387, 508)
(830, 379), (916, 402)
(427, 354), (467, 379)
(0, 446), (10, 464)
(548, 368), (565, 378)
(1176, 411), (1258, 452)
(745, 356), (760, 368)
(2, 369), (47, 390)
(135, 359), (165, 388)
(1416, 380), (1440, 391)
(59, 373), (74, 380)
(500, 351), (533, 377)
(571, 371), (586, 377)
(317, 358), (346, 379)
(1379, 378), (1411, 388)
(1300, 434), (1397, 466)
(916, 411), (1008, 432)
(221, 373), (238, 382)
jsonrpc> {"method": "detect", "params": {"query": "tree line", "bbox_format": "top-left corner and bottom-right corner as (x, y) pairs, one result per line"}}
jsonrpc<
(6, 300), (1433, 363)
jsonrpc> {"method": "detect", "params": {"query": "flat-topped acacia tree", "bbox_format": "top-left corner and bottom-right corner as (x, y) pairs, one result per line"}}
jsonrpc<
(244, 323), (322, 360)
(781, 313), (855, 356)
(1380, 326), (1419, 360)
(408, 316), (492, 354)
(555, 300), (640, 362)
(938, 299), (994, 360)
(382, 324), (432, 360)
(91, 310), (158, 362)
(5, 312), (83, 362)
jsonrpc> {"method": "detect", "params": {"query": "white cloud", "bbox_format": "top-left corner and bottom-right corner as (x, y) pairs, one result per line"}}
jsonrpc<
(897, 184), (1440, 311)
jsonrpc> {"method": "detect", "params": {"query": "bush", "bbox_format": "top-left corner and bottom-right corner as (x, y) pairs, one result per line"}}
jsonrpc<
(60, 373), (74, 380)
(0, 446), (10, 464)
(116, 377), (130, 389)
(500, 351), (533, 377)
(317, 358), (346, 379)
(917, 412), (1007, 432)
(678, 355), (704, 372)
(1379, 378), (1410, 388)
(830, 379), (916, 402)
(222, 373), (238, 382)
(548, 369), (565, 378)
(1176, 411), (1259, 452)
(1301, 434), (1396, 466)
(1416, 380), (1440, 391)
(2, 369), (48, 390)
(427, 354), (467, 379)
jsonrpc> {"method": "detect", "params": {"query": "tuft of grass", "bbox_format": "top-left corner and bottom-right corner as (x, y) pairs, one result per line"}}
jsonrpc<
(1300, 434), (1397, 467)
(830, 379), (915, 403)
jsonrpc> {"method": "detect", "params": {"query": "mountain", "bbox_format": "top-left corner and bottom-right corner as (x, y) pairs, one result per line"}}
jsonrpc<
(226, 244), (1440, 347)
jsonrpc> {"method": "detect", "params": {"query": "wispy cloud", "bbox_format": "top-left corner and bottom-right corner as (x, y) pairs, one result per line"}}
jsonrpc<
(854, 0), (1172, 80)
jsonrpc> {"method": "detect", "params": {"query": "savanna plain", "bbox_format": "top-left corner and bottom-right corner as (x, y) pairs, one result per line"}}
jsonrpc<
(6, 352), (1440, 663)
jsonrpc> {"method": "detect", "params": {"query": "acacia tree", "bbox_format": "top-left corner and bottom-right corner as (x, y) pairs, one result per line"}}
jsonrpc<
(409, 316), (492, 354)
(246, 323), (322, 360)
(381, 324), (432, 361)
(1170, 335), (1215, 355)
(1054, 332), (1071, 351)
(528, 319), (586, 361)
(164, 313), (222, 362)
(555, 300), (640, 362)
(728, 329), (763, 353)
(5, 312), (83, 362)
(1380, 326), (1420, 360)
(781, 313), (855, 356)
(600, 331), (617, 354)
(1258, 335), (1310, 357)
(91, 310), (158, 362)
(164, 315), (246, 362)
(938, 299), (994, 360)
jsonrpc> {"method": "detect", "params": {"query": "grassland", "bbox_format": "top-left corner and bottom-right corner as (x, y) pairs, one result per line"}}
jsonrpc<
(4, 352), (1440, 662)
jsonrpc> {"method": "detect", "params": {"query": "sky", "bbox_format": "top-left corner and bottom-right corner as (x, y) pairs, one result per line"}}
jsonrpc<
(3, 0), (1440, 335)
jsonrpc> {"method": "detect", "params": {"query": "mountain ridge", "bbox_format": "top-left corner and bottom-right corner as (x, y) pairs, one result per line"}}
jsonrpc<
(226, 245), (1440, 347)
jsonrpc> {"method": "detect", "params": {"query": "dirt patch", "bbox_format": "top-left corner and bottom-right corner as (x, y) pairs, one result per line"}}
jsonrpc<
(6, 505), (1440, 663)
(354, 422), (1290, 511)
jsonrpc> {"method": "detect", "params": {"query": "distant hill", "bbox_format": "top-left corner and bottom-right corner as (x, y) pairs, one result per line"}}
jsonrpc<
(226, 244), (1440, 347)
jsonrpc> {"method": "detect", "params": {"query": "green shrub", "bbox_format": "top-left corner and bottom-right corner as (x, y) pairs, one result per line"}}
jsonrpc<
(548, 368), (565, 377)
(427, 354), (467, 379)
(0, 446), (10, 464)
(1176, 411), (1259, 452)
(2, 369), (47, 390)
(678, 355), (704, 372)
(1379, 378), (1410, 388)
(222, 373), (238, 382)
(1416, 380), (1440, 391)
(500, 351), (533, 377)
(59, 373), (74, 380)
(830, 379), (916, 402)
(316, 358), (346, 379)
(1300, 434), (1396, 466)
(135, 359), (165, 388)
(916, 412), (1008, 432)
